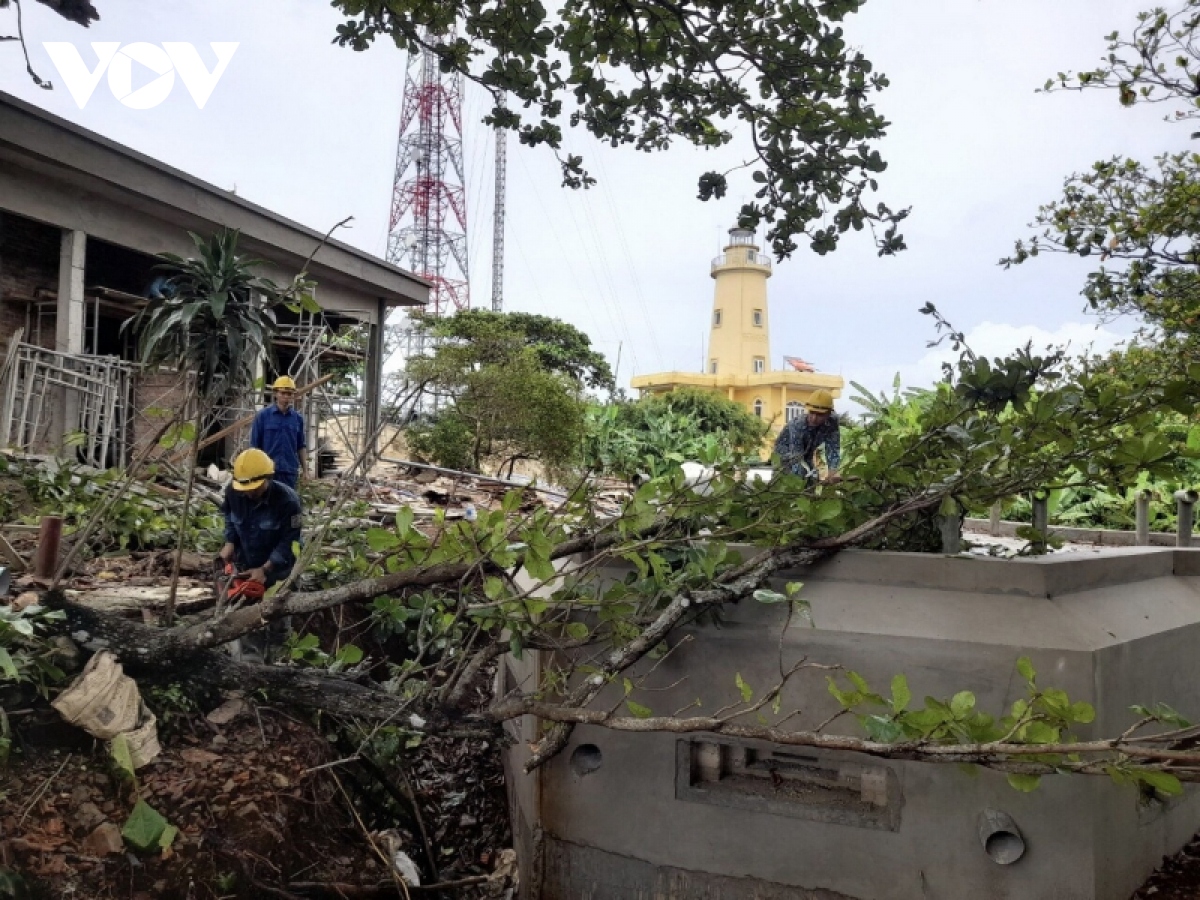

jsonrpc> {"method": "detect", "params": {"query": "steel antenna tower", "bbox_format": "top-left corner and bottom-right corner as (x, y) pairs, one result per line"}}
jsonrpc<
(387, 34), (470, 316)
(491, 98), (507, 312)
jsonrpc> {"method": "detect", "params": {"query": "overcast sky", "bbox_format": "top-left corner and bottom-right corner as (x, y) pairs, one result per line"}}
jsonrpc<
(0, 0), (1184, 404)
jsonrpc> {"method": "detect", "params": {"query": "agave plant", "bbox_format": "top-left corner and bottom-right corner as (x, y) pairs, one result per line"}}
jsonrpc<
(128, 229), (317, 400)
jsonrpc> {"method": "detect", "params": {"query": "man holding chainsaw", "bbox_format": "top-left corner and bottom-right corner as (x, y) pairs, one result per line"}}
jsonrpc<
(219, 448), (303, 592)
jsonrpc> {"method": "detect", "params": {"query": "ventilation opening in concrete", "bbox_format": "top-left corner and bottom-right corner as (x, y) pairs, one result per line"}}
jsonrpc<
(570, 743), (603, 776)
(677, 740), (901, 831)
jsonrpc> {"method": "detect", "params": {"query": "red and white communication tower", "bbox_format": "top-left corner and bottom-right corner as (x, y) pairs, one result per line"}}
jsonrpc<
(387, 37), (469, 316)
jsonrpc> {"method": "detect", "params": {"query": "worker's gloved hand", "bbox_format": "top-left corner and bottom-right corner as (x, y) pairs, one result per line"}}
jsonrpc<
(823, 472), (844, 485)
(243, 566), (268, 584)
(219, 542), (235, 563)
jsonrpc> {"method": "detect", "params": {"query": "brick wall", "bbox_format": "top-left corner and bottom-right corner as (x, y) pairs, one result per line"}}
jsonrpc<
(131, 367), (193, 458)
(0, 211), (59, 347)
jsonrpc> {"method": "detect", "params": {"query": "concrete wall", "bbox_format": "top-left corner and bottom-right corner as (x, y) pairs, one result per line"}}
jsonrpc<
(506, 548), (1200, 900)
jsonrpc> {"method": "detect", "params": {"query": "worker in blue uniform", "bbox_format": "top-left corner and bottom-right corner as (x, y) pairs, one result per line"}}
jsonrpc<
(250, 375), (306, 489)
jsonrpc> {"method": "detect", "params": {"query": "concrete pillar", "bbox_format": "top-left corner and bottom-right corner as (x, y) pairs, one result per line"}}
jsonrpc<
(1135, 490), (1152, 547)
(1175, 490), (1197, 548)
(1030, 493), (1049, 555)
(51, 229), (86, 450)
(56, 230), (86, 354)
(939, 513), (962, 555)
(989, 502), (1002, 537)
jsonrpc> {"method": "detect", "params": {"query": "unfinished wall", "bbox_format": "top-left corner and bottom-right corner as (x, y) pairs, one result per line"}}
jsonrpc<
(0, 210), (58, 346)
(131, 368), (192, 458)
(506, 548), (1200, 900)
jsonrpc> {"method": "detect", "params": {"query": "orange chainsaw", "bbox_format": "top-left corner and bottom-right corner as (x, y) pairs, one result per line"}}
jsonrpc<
(213, 560), (266, 605)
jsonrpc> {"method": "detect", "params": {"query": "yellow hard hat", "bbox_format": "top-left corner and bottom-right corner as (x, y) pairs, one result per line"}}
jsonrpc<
(272, 376), (297, 391)
(231, 448), (275, 491)
(806, 389), (834, 414)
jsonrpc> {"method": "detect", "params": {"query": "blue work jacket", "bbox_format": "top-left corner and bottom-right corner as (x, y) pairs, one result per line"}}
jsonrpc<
(221, 481), (303, 579)
(250, 404), (306, 476)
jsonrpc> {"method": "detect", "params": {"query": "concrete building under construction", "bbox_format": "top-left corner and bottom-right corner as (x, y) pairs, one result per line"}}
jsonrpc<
(0, 90), (428, 469)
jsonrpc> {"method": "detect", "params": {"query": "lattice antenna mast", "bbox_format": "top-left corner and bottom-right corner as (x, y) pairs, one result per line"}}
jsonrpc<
(491, 97), (507, 313)
(387, 34), (469, 316)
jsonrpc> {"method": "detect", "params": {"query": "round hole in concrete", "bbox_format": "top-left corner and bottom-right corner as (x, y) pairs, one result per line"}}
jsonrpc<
(984, 830), (1025, 865)
(570, 743), (602, 776)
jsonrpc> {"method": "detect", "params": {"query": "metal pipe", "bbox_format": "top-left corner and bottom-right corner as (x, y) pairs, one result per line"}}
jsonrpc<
(33, 515), (63, 579)
(978, 809), (1025, 865)
(1031, 493), (1049, 555)
(1176, 489), (1198, 548)
(1135, 489), (1152, 547)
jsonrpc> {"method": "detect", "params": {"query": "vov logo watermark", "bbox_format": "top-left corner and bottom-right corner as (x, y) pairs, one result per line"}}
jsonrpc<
(42, 42), (238, 110)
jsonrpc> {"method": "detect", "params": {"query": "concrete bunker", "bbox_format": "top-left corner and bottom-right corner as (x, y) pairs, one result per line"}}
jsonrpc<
(505, 547), (1200, 900)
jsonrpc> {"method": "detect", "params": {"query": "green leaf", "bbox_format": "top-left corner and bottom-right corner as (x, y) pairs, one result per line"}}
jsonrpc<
(396, 506), (415, 537)
(158, 823), (179, 850)
(1016, 657), (1036, 683)
(752, 588), (787, 604)
(1139, 770), (1183, 796)
(509, 633), (523, 660)
(367, 528), (400, 552)
(1070, 701), (1095, 724)
(564, 622), (589, 640)
(890, 674), (911, 713)
(847, 671), (870, 694)
(336, 644), (364, 665)
(1006, 773), (1041, 792)
(122, 799), (169, 851)
(0, 647), (17, 681)
(862, 715), (903, 742)
(626, 700), (653, 718)
(950, 691), (976, 717)
(785, 581), (803, 597)
(735, 672), (753, 703)
(110, 733), (136, 779)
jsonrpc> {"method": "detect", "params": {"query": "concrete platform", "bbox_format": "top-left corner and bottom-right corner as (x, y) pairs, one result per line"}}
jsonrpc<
(504, 547), (1200, 900)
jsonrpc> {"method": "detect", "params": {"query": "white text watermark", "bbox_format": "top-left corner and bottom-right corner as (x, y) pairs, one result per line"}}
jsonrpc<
(42, 42), (238, 110)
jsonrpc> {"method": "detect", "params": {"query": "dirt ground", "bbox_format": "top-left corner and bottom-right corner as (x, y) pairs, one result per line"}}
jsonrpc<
(1132, 836), (1200, 898)
(0, 692), (511, 899)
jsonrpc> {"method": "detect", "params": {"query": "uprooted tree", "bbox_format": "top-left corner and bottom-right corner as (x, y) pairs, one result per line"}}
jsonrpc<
(14, 305), (1200, 807)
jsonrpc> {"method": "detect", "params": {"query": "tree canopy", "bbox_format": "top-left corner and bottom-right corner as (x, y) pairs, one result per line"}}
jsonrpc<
(332, 0), (907, 259)
(1003, 1), (1200, 339)
(406, 310), (593, 473)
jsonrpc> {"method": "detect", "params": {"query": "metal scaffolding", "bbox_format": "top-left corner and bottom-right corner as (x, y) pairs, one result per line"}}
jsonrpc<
(0, 342), (139, 468)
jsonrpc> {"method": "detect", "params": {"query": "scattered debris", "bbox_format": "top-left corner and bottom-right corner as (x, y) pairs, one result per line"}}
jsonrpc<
(51, 650), (161, 768)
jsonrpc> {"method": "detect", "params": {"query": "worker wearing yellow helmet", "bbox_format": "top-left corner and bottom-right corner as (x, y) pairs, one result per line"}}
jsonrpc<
(219, 448), (303, 589)
(772, 388), (843, 485)
(250, 374), (306, 489)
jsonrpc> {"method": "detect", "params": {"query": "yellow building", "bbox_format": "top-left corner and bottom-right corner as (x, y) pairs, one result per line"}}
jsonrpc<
(630, 227), (843, 453)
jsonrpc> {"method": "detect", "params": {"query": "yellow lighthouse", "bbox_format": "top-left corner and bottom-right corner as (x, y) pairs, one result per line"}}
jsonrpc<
(630, 226), (843, 453)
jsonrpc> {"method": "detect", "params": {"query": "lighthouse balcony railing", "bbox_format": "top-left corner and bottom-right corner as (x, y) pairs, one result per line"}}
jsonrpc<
(711, 252), (772, 270)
